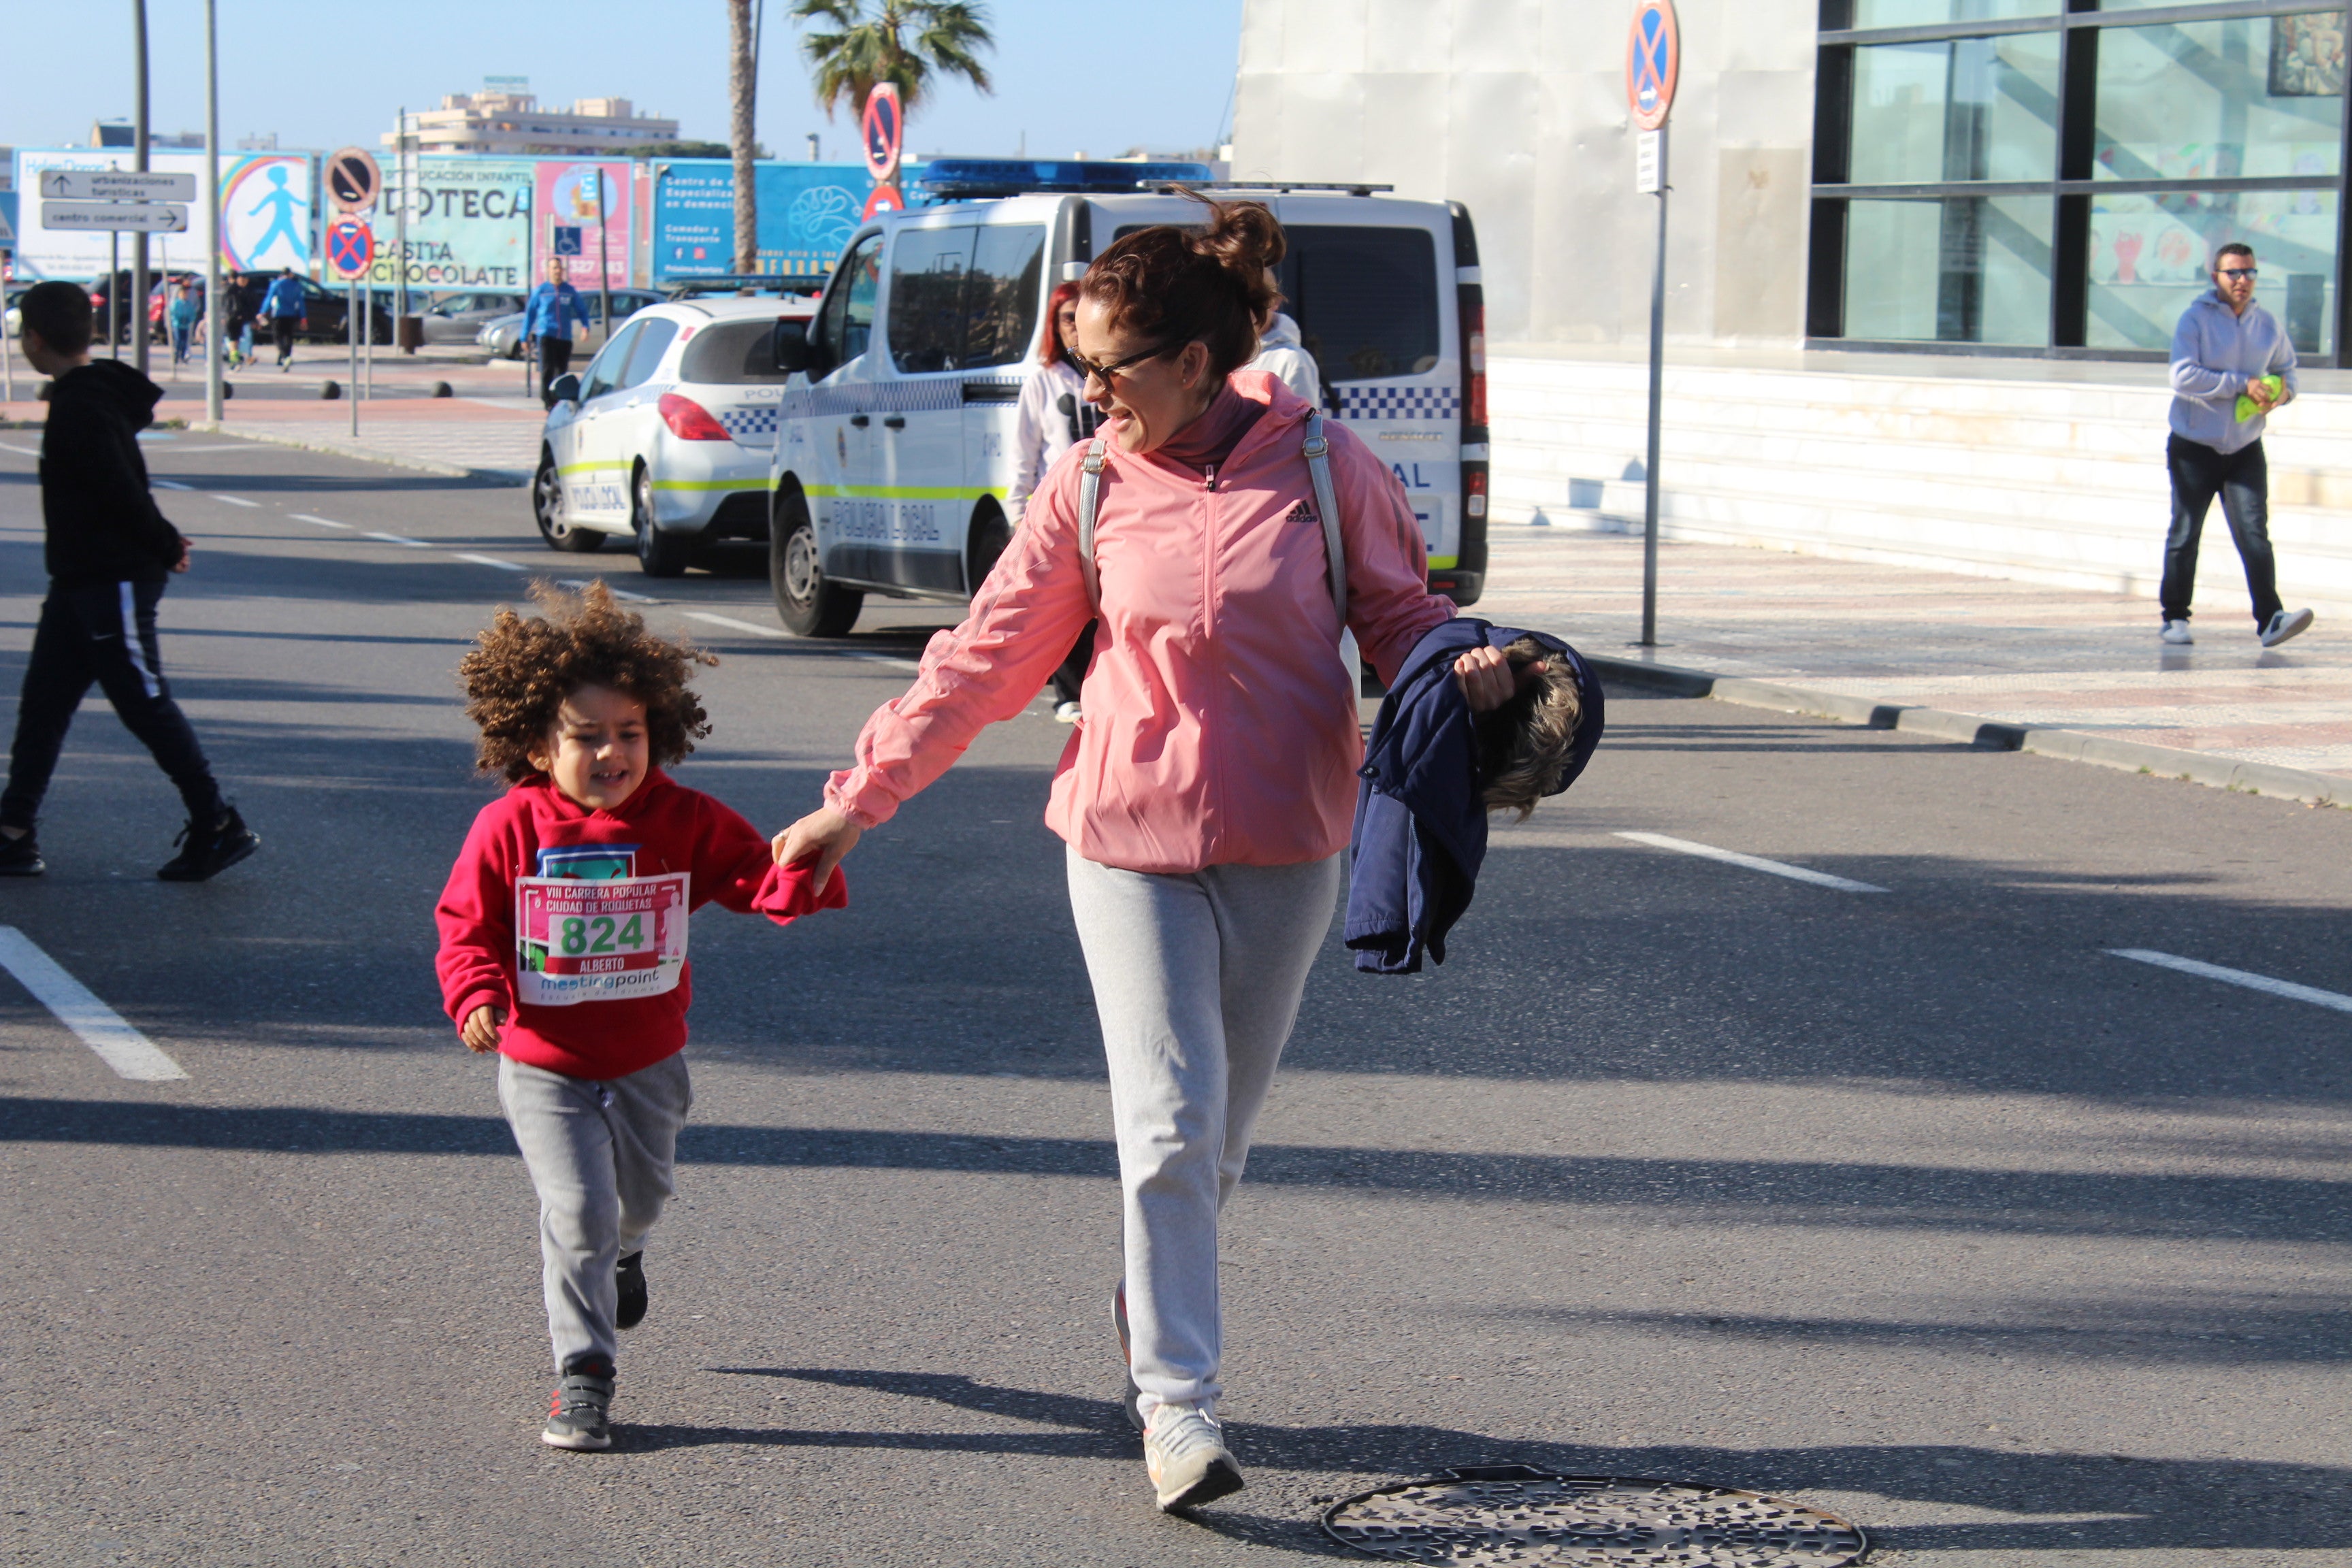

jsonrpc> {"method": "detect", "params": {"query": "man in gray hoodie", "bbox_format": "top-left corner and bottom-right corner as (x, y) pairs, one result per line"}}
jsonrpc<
(2160, 242), (2314, 648)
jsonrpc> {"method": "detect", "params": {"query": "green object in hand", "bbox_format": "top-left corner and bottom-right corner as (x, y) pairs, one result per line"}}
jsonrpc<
(2235, 374), (2284, 421)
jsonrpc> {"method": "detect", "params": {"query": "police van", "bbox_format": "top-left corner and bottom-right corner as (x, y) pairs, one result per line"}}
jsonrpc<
(764, 160), (1488, 636)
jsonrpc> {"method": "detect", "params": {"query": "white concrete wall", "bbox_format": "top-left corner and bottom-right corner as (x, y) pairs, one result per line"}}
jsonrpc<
(1490, 350), (2352, 618)
(1232, 0), (1818, 351)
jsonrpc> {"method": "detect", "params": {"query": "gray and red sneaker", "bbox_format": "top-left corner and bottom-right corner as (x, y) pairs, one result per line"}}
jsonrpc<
(543, 1358), (615, 1451)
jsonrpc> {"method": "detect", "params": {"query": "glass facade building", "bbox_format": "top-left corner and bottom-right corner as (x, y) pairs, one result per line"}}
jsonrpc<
(1810, 0), (2351, 359)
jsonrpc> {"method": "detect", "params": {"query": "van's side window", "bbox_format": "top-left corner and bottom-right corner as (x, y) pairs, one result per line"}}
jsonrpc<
(1276, 227), (1441, 382)
(817, 233), (883, 370)
(887, 227), (976, 374)
(963, 224), (1047, 368)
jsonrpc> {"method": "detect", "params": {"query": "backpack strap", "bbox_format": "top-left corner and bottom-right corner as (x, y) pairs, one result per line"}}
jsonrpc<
(1077, 438), (1107, 608)
(1303, 412), (1348, 636)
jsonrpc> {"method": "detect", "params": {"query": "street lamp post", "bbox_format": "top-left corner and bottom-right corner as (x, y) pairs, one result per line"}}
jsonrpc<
(131, 0), (151, 377)
(203, 0), (222, 425)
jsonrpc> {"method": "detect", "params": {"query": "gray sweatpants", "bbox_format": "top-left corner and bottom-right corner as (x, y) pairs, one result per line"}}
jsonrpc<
(497, 1051), (693, 1371)
(1065, 846), (1341, 1418)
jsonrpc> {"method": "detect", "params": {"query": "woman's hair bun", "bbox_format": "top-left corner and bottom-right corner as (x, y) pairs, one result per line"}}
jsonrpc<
(1188, 199), (1286, 282)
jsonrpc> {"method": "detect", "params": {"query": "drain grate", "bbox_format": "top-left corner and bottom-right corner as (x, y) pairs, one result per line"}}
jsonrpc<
(1321, 1466), (1868, 1566)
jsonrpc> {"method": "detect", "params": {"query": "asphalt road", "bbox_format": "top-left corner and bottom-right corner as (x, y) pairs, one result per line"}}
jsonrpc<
(0, 434), (2344, 1567)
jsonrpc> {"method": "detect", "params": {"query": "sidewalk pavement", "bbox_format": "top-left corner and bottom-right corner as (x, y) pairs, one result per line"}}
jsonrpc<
(1480, 521), (2352, 800)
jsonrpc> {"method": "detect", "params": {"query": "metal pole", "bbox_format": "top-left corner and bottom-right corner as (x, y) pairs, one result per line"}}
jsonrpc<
(598, 169), (612, 357)
(110, 231), (121, 359)
(203, 0), (222, 425)
(1639, 127), (1669, 648)
(362, 268), (373, 397)
(132, 0), (151, 378)
(523, 195), (536, 396)
(394, 109), (410, 330)
(348, 275), (357, 436)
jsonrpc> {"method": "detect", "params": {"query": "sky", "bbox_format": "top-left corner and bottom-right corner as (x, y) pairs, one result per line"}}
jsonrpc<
(3, 0), (1244, 164)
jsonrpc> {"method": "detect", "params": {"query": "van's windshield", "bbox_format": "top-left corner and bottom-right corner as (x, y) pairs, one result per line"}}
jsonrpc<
(1112, 221), (1440, 385)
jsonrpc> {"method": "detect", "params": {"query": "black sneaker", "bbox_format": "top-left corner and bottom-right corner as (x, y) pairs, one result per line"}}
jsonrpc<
(1115, 1279), (1145, 1433)
(157, 806), (258, 882)
(0, 834), (44, 877)
(616, 1251), (647, 1331)
(543, 1362), (615, 1451)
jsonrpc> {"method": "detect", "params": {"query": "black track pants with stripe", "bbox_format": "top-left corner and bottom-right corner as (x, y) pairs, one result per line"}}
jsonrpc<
(1, 580), (223, 831)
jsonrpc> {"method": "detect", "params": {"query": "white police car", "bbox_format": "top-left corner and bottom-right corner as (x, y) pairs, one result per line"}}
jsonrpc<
(764, 161), (1487, 635)
(534, 295), (819, 576)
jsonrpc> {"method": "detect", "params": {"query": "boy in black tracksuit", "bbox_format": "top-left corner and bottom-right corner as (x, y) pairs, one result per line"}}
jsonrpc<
(2, 282), (257, 880)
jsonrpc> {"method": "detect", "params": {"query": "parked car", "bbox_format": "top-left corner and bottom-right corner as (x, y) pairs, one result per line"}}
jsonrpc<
(532, 295), (821, 576)
(225, 270), (393, 344)
(414, 290), (525, 346)
(3, 282), (32, 339)
(764, 159), (1485, 636)
(87, 269), (204, 344)
(478, 288), (662, 360)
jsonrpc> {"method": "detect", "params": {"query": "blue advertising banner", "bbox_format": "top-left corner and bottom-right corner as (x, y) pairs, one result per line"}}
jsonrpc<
(652, 161), (886, 280)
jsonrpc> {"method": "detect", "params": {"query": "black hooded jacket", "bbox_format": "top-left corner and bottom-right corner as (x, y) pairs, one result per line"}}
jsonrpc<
(38, 359), (186, 587)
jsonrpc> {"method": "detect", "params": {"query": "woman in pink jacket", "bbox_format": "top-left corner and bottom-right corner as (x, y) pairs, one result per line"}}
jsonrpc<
(776, 201), (1523, 1514)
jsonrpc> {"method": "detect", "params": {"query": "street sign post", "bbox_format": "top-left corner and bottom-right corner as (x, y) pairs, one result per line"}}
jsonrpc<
(40, 201), (187, 233)
(1627, 0), (1680, 648)
(39, 169), (194, 202)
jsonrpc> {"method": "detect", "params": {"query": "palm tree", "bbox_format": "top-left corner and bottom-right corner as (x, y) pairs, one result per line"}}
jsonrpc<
(728, 0), (759, 273)
(788, 0), (994, 125)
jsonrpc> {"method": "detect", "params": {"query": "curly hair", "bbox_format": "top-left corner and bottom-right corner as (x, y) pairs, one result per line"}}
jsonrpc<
(458, 581), (717, 781)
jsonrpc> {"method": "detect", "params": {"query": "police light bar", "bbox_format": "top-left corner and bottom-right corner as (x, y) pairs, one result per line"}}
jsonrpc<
(916, 159), (1215, 199)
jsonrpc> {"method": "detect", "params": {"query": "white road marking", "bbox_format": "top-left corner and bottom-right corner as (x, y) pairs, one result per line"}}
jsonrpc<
(684, 611), (786, 639)
(208, 494), (260, 508)
(363, 530), (431, 549)
(555, 578), (658, 604)
(2106, 949), (2352, 1015)
(843, 651), (925, 672)
(0, 443), (41, 458)
(0, 927), (187, 1081)
(152, 478), (194, 491)
(455, 553), (527, 572)
(289, 514), (350, 529)
(142, 444), (256, 454)
(1614, 831), (1891, 894)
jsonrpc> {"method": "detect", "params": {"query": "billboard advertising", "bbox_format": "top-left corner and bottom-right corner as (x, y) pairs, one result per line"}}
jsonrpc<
(364, 156), (534, 291)
(651, 160), (872, 280)
(13, 149), (315, 277)
(536, 161), (632, 291)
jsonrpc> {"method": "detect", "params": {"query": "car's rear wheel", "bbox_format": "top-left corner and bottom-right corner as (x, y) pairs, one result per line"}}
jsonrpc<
(633, 466), (691, 578)
(771, 489), (862, 637)
(534, 448), (603, 553)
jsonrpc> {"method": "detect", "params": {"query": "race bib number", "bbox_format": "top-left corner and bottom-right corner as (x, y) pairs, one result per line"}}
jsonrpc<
(514, 872), (689, 1007)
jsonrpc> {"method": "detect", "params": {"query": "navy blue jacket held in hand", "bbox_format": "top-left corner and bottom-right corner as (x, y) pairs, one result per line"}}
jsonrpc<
(1344, 619), (1605, 974)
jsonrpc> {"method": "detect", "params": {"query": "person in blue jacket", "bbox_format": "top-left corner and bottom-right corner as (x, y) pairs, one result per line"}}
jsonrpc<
(523, 258), (593, 404)
(259, 267), (307, 371)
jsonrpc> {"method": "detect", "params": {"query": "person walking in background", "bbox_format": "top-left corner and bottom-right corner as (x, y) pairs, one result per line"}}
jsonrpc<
(1, 282), (257, 881)
(166, 282), (198, 369)
(523, 258), (592, 405)
(2160, 242), (2314, 649)
(1250, 299), (1320, 410)
(1008, 280), (1096, 722)
(261, 266), (306, 371)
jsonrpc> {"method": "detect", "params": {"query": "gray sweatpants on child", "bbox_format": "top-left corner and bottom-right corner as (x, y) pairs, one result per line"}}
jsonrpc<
(497, 1051), (692, 1371)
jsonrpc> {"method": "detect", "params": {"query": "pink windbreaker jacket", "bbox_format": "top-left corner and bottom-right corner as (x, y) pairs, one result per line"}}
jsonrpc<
(824, 370), (1456, 874)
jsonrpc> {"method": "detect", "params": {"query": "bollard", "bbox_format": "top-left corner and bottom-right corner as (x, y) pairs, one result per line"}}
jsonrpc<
(320, 380), (342, 400)
(431, 380), (453, 398)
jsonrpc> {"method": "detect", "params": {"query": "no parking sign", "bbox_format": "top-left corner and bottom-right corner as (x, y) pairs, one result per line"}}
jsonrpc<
(1627, 0), (1680, 130)
(326, 217), (374, 280)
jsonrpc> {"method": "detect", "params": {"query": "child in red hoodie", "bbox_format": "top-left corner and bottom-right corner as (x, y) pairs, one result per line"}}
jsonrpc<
(434, 584), (843, 1450)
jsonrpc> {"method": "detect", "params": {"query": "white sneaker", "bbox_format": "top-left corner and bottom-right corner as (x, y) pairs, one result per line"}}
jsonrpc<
(2261, 608), (2315, 648)
(1143, 1401), (1243, 1512)
(1053, 701), (1082, 723)
(2159, 619), (2194, 645)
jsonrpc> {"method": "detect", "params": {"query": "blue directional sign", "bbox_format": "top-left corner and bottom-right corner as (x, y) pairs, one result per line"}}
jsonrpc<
(553, 225), (584, 257)
(1627, 0), (1680, 131)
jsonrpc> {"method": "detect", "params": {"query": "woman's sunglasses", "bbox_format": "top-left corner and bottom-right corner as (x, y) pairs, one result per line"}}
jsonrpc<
(1067, 342), (1175, 386)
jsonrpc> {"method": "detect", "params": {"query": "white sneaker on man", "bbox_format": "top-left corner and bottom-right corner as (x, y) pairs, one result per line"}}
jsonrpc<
(1143, 1401), (1243, 1512)
(2261, 608), (2315, 647)
(1054, 701), (1082, 723)
(2159, 619), (2194, 645)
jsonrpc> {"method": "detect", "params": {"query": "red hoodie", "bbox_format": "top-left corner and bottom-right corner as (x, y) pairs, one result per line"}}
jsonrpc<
(435, 769), (844, 1080)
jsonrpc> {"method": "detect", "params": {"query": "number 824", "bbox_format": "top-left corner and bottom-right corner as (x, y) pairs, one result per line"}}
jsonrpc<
(559, 913), (645, 956)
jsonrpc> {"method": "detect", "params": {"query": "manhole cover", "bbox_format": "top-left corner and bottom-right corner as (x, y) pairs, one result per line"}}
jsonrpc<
(1321, 1466), (1867, 1566)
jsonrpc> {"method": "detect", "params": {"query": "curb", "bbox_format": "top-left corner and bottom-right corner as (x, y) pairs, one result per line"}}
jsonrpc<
(189, 422), (529, 485)
(1587, 653), (2347, 808)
